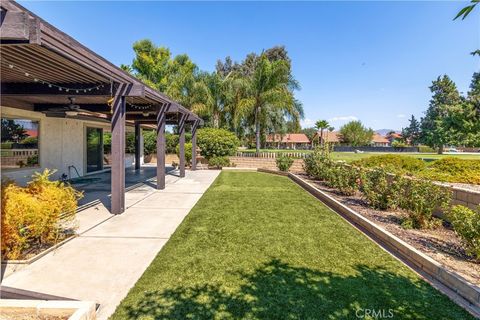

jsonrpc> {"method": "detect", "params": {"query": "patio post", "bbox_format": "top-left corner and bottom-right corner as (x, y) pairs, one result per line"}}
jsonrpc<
(156, 104), (167, 189)
(191, 120), (198, 171)
(111, 84), (128, 214)
(134, 122), (141, 170)
(178, 113), (186, 177)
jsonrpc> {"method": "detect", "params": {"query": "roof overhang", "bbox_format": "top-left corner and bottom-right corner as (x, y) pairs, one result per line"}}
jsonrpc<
(0, 0), (203, 125)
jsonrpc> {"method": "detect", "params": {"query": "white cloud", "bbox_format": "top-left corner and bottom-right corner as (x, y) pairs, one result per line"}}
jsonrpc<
(300, 118), (315, 128)
(328, 115), (358, 122)
(396, 114), (406, 118)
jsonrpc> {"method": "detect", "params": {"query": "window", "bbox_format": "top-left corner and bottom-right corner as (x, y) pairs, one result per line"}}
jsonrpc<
(1, 118), (40, 169)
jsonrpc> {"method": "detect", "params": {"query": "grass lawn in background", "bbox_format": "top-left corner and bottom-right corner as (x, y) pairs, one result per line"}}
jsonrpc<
(111, 172), (474, 320)
(241, 149), (480, 161)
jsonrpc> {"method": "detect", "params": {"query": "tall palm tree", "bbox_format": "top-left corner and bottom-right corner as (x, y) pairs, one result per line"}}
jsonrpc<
(315, 120), (330, 145)
(239, 56), (294, 154)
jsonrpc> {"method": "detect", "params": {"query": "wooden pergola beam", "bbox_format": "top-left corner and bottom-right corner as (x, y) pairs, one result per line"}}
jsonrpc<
(110, 84), (130, 214)
(178, 113), (187, 178)
(191, 120), (199, 171)
(156, 103), (168, 189)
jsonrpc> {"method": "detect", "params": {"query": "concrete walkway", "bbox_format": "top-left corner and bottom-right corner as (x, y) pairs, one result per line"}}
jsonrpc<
(1, 170), (220, 320)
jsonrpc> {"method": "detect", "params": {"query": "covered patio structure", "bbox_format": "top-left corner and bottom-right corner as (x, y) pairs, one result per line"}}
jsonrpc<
(0, 0), (203, 214)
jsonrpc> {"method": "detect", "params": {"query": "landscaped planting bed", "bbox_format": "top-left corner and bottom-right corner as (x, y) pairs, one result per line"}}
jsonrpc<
(111, 171), (474, 319)
(300, 173), (480, 285)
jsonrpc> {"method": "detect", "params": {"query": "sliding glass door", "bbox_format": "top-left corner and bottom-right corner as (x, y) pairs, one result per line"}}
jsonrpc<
(86, 127), (103, 173)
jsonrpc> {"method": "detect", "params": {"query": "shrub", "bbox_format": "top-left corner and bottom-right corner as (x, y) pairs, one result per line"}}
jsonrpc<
(418, 145), (436, 153)
(1, 169), (82, 260)
(391, 140), (408, 148)
(143, 130), (156, 155)
(328, 164), (361, 196)
(361, 168), (401, 210)
(208, 156), (231, 169)
(176, 142), (193, 165)
(276, 155), (294, 172)
(352, 154), (426, 175)
(448, 205), (480, 260)
(303, 144), (334, 180)
(398, 178), (450, 229)
(197, 128), (239, 159)
(418, 157), (480, 184)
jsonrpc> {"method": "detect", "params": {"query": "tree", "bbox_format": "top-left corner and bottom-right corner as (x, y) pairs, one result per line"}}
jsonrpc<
(454, 0), (478, 20)
(339, 121), (374, 146)
(123, 39), (200, 108)
(420, 75), (462, 154)
(238, 55), (295, 154)
(314, 120), (329, 145)
(402, 115), (421, 146)
(191, 72), (226, 128)
(301, 127), (317, 142)
(1, 119), (27, 143)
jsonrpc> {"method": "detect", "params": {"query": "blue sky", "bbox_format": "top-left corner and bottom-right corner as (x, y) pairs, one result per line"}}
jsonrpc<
(20, 1), (479, 131)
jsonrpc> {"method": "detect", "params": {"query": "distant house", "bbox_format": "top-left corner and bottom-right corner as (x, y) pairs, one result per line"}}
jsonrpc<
(265, 133), (310, 150)
(386, 132), (402, 143)
(312, 131), (341, 145)
(371, 134), (390, 147)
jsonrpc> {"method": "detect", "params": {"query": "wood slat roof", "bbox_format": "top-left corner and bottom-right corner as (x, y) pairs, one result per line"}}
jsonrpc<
(0, 0), (202, 124)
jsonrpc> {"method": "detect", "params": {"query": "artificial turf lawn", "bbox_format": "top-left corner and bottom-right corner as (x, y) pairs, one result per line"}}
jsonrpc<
(111, 171), (474, 320)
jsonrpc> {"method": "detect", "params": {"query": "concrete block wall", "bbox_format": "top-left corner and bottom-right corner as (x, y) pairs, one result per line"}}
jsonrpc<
(229, 156), (304, 172)
(450, 188), (480, 211)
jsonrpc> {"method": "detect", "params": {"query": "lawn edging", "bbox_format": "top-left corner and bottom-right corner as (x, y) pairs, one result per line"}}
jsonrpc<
(257, 169), (480, 317)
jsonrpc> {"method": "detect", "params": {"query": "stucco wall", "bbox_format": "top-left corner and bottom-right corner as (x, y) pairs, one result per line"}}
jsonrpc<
(1, 106), (134, 185)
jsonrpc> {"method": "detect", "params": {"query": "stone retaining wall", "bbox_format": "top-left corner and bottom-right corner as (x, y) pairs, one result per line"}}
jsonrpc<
(229, 156), (304, 172)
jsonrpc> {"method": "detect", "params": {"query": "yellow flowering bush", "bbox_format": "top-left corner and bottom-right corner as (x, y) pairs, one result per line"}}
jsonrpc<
(1, 169), (82, 260)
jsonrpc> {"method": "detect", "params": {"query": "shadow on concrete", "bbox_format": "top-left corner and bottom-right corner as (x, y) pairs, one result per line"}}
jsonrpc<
(72, 165), (173, 210)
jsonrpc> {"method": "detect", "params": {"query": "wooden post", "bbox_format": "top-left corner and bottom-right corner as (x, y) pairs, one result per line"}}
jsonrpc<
(134, 122), (141, 170)
(111, 85), (127, 214)
(156, 104), (167, 189)
(191, 120), (198, 171)
(178, 114), (186, 178)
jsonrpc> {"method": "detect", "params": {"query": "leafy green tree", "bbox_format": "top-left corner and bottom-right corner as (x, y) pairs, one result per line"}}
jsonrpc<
(301, 127), (317, 142)
(420, 75), (462, 153)
(339, 121), (374, 146)
(1, 119), (27, 143)
(315, 120), (330, 145)
(402, 115), (421, 146)
(124, 39), (200, 109)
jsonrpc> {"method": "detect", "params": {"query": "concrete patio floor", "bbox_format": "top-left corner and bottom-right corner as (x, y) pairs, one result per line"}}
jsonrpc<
(1, 169), (221, 320)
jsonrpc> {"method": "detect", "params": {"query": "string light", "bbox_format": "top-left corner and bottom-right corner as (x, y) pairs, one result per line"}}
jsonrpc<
(4, 61), (105, 92)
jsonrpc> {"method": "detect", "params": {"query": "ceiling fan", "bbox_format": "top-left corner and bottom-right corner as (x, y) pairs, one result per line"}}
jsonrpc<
(44, 97), (86, 116)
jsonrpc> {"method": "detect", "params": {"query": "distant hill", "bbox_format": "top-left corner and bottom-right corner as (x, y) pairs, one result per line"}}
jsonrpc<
(375, 129), (400, 136)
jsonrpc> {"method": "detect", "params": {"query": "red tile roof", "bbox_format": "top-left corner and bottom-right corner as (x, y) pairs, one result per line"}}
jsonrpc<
(313, 131), (341, 143)
(372, 133), (389, 143)
(266, 133), (310, 143)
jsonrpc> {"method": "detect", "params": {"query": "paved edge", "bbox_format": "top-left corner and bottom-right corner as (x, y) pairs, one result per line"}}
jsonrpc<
(256, 168), (480, 318)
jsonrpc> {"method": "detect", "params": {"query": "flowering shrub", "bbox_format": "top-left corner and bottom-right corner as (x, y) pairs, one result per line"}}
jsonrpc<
(276, 155), (294, 172)
(361, 168), (401, 210)
(397, 178), (450, 229)
(448, 205), (480, 260)
(1, 169), (82, 260)
(327, 164), (361, 196)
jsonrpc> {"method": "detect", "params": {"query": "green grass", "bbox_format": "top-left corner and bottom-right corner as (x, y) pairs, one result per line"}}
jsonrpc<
(111, 172), (473, 320)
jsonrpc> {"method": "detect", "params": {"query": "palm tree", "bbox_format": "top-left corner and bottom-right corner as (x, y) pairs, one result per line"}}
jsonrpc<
(238, 55), (294, 154)
(191, 72), (225, 128)
(315, 120), (330, 146)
